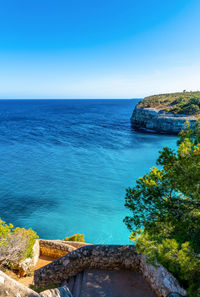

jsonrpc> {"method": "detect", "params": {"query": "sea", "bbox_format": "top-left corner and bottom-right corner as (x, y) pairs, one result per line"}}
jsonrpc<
(0, 99), (177, 244)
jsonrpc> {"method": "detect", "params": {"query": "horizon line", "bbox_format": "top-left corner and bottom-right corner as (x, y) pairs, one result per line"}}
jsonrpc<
(0, 98), (143, 100)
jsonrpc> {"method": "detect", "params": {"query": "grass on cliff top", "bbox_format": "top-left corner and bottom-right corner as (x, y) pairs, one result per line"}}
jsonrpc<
(138, 91), (200, 116)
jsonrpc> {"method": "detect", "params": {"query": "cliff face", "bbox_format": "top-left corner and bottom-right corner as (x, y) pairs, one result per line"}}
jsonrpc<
(131, 107), (197, 134)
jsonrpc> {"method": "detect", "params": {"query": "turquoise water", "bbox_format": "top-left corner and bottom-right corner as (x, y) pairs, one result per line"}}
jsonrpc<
(0, 99), (177, 244)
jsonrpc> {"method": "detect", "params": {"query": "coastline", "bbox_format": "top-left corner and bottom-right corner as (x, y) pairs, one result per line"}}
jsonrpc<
(131, 107), (197, 134)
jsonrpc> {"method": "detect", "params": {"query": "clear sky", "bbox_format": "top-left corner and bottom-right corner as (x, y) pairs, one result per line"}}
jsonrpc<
(0, 0), (200, 99)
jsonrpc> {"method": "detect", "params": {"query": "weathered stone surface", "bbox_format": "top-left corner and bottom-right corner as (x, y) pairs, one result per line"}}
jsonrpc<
(140, 255), (187, 297)
(39, 239), (76, 259)
(0, 270), (40, 297)
(131, 107), (197, 134)
(33, 239), (40, 266)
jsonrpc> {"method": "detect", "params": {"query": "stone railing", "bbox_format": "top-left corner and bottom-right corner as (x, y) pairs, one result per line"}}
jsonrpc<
(34, 245), (139, 285)
(140, 255), (186, 297)
(34, 245), (187, 297)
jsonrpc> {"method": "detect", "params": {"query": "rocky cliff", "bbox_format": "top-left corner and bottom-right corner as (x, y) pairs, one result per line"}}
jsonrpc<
(131, 107), (197, 134)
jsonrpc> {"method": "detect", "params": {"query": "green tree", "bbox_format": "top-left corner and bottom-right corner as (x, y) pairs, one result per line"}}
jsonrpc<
(124, 121), (200, 296)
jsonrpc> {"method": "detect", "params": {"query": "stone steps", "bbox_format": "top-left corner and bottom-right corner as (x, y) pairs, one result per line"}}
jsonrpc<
(71, 272), (84, 297)
(61, 272), (84, 297)
(67, 275), (75, 293)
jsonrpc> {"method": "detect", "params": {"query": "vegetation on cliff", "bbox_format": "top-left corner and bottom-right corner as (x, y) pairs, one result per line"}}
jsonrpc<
(124, 121), (200, 296)
(138, 91), (200, 115)
(64, 233), (85, 242)
(0, 219), (38, 269)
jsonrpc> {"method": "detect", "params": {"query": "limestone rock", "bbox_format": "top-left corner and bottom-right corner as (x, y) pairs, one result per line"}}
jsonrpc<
(131, 107), (196, 134)
(0, 270), (39, 297)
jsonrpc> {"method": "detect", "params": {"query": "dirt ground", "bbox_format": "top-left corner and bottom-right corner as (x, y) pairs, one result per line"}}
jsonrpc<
(5, 255), (55, 288)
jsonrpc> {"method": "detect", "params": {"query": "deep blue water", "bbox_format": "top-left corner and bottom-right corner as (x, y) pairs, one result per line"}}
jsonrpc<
(0, 99), (177, 244)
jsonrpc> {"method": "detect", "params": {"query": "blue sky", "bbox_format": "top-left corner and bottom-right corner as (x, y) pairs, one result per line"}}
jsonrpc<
(0, 0), (200, 99)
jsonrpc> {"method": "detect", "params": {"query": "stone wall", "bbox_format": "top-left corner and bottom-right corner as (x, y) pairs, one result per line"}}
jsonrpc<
(34, 245), (139, 285)
(140, 255), (186, 297)
(34, 245), (187, 297)
(131, 107), (197, 134)
(39, 239), (77, 258)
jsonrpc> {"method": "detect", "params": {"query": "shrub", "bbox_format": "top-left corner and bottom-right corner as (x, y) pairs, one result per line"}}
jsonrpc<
(138, 91), (200, 116)
(0, 219), (38, 269)
(177, 103), (200, 115)
(64, 233), (85, 242)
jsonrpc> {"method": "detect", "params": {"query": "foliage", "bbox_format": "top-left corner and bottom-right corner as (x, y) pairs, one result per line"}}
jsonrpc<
(138, 91), (200, 115)
(30, 284), (57, 293)
(0, 219), (38, 269)
(124, 121), (200, 296)
(64, 233), (85, 242)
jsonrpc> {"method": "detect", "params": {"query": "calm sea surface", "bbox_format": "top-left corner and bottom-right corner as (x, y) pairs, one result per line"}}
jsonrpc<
(0, 99), (177, 244)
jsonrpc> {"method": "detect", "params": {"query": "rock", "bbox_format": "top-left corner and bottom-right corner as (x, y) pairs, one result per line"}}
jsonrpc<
(39, 239), (76, 259)
(131, 107), (197, 134)
(0, 270), (39, 297)
(40, 286), (73, 297)
(140, 255), (187, 297)
(16, 239), (40, 276)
